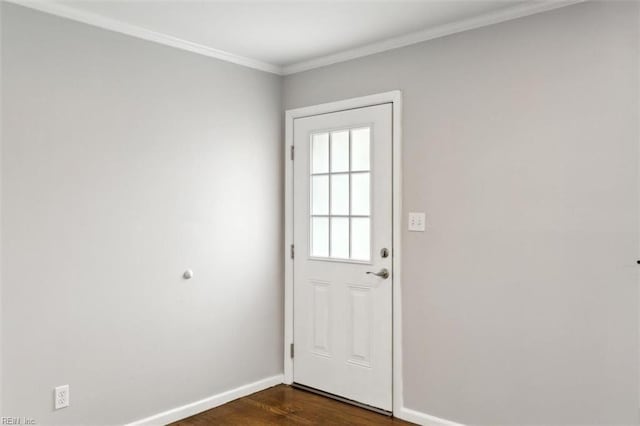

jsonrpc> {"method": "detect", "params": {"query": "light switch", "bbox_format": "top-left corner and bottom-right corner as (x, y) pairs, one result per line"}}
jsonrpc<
(408, 212), (426, 232)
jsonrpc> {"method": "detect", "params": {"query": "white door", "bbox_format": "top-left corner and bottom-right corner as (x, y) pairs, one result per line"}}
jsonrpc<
(293, 103), (393, 411)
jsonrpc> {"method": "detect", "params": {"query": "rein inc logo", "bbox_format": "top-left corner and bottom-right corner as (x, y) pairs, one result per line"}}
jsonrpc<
(1, 418), (36, 425)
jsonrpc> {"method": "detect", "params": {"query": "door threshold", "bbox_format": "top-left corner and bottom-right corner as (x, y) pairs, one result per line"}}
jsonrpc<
(291, 383), (392, 416)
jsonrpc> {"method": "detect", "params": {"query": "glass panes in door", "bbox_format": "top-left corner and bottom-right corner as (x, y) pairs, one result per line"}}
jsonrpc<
(309, 127), (371, 261)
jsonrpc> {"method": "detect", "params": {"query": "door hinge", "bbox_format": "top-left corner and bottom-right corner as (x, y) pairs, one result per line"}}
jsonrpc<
(290, 244), (295, 259)
(290, 145), (295, 160)
(290, 343), (294, 358)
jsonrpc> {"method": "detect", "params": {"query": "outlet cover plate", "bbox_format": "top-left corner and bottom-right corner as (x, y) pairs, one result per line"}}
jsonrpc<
(55, 385), (69, 410)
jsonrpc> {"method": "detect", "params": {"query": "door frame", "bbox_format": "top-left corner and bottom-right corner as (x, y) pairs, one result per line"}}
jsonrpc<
(284, 91), (403, 414)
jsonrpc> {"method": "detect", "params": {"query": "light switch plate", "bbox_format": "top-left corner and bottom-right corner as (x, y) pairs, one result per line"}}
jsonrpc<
(408, 212), (426, 232)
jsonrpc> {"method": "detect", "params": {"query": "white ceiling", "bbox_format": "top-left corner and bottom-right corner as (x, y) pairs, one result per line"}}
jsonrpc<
(13, 0), (581, 74)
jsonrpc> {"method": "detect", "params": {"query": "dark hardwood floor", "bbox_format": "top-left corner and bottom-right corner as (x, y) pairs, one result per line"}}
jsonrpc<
(171, 385), (413, 425)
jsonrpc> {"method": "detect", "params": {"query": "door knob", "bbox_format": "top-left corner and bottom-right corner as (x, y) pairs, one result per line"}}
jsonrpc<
(366, 268), (390, 279)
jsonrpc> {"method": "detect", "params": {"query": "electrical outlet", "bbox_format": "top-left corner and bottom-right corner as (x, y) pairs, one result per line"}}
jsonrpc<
(54, 385), (69, 410)
(408, 212), (426, 232)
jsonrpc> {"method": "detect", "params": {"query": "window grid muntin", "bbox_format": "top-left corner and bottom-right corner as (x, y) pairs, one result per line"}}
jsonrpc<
(310, 127), (371, 261)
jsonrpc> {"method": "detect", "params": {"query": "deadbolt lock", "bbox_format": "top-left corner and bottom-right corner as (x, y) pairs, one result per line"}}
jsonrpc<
(380, 248), (389, 258)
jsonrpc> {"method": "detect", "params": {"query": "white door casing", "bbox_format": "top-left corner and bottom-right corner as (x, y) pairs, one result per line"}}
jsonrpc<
(292, 103), (393, 411)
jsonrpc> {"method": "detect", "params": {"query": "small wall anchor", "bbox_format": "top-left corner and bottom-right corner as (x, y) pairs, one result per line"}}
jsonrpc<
(183, 270), (194, 279)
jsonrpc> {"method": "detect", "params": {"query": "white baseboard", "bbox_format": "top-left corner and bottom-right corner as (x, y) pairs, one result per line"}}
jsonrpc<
(125, 374), (284, 426)
(396, 406), (465, 426)
(123, 374), (461, 426)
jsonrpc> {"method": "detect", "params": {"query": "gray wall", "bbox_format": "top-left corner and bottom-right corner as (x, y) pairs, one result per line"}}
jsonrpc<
(0, 1), (4, 418)
(284, 2), (640, 424)
(2, 1), (639, 425)
(1, 3), (283, 425)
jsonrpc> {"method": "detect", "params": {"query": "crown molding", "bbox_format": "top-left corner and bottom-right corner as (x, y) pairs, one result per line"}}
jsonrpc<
(4, 0), (284, 75)
(6, 0), (585, 77)
(281, 0), (585, 75)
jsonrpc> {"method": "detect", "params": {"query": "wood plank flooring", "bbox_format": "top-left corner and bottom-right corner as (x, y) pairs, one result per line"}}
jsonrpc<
(171, 385), (413, 425)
